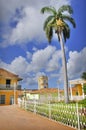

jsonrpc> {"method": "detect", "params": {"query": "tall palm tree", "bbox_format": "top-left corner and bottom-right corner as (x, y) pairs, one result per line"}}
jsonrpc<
(41, 5), (76, 103)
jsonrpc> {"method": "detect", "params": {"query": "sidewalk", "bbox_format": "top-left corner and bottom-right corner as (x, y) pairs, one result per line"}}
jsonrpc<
(0, 105), (76, 130)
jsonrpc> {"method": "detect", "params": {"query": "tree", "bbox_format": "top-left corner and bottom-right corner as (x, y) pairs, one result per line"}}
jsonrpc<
(81, 72), (86, 80)
(41, 5), (76, 103)
(81, 72), (86, 95)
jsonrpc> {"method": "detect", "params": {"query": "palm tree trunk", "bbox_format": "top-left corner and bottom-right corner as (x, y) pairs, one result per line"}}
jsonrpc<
(59, 32), (69, 103)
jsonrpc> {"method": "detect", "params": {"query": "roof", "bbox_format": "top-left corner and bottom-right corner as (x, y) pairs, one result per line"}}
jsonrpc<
(71, 85), (79, 91)
(0, 68), (22, 81)
(69, 78), (86, 84)
(25, 88), (64, 94)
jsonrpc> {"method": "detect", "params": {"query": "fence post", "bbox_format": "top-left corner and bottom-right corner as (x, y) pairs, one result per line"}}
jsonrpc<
(25, 100), (27, 110)
(20, 99), (22, 107)
(76, 103), (80, 130)
(18, 98), (21, 107)
(21, 99), (23, 108)
(49, 101), (51, 119)
(34, 100), (36, 114)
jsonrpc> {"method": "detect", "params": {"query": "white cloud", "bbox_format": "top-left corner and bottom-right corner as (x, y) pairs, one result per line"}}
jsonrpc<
(0, 46), (62, 88)
(0, 0), (70, 47)
(67, 47), (86, 79)
(0, 0), (70, 22)
(50, 0), (70, 8)
(0, 0), (49, 22)
(46, 50), (62, 72)
(32, 46), (55, 66)
(32, 47), (38, 52)
(9, 7), (45, 45)
(10, 56), (29, 75)
(26, 51), (32, 60)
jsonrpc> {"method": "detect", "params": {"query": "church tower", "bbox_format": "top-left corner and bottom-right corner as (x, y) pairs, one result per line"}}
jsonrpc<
(38, 76), (48, 89)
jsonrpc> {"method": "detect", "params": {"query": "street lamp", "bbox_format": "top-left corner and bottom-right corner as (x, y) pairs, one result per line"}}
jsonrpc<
(57, 80), (61, 101)
(24, 88), (26, 100)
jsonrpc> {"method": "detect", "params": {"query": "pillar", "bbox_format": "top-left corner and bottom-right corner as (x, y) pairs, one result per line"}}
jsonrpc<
(81, 83), (85, 99)
(70, 83), (73, 100)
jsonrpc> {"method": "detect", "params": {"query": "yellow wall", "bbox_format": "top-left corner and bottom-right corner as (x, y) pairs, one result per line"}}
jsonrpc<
(11, 79), (17, 85)
(0, 78), (6, 84)
(0, 78), (17, 86)
(0, 78), (21, 105)
(38, 76), (48, 89)
(0, 90), (18, 105)
(0, 90), (21, 105)
(72, 84), (82, 96)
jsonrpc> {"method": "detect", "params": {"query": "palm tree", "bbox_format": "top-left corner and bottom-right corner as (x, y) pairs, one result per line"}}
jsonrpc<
(41, 5), (76, 103)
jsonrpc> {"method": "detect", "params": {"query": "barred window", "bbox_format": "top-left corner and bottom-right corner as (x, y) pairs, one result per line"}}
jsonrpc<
(6, 79), (11, 88)
(0, 95), (5, 104)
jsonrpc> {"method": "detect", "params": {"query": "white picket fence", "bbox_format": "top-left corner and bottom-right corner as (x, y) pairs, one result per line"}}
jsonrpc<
(18, 99), (86, 130)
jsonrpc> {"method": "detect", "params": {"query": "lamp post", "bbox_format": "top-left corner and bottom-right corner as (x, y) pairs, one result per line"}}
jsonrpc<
(57, 80), (61, 101)
(24, 88), (26, 100)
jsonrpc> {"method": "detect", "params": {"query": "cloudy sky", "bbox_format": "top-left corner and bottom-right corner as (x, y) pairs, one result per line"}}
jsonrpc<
(0, 0), (86, 89)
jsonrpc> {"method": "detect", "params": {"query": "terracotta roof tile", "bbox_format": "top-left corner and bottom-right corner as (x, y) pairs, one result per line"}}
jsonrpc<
(0, 68), (22, 81)
(28, 88), (64, 94)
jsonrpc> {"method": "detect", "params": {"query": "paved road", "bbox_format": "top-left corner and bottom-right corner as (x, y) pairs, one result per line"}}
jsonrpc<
(0, 105), (75, 130)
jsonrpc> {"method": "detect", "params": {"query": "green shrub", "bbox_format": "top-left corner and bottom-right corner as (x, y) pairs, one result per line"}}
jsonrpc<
(78, 99), (86, 107)
(83, 84), (86, 94)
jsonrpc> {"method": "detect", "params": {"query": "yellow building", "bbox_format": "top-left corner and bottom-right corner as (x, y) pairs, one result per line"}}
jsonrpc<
(0, 68), (22, 105)
(38, 76), (48, 89)
(69, 79), (86, 100)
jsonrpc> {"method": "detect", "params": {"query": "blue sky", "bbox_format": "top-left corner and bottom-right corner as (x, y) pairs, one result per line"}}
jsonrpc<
(0, 0), (86, 89)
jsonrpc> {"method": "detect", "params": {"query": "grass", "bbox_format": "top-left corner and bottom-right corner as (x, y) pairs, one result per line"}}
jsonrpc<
(78, 99), (86, 107)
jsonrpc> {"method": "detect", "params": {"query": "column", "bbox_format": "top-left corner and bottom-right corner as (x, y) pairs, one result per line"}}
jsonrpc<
(81, 83), (85, 99)
(70, 83), (73, 100)
(58, 87), (60, 101)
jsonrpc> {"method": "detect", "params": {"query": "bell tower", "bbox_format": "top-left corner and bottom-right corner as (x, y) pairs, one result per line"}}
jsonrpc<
(38, 76), (48, 89)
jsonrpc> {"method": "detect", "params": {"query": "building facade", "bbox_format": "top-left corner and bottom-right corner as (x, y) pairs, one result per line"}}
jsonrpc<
(69, 79), (86, 100)
(38, 76), (48, 89)
(0, 68), (22, 105)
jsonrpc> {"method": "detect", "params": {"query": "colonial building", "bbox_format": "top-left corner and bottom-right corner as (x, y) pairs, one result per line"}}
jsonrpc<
(0, 68), (22, 105)
(24, 88), (64, 102)
(69, 79), (86, 100)
(38, 76), (48, 89)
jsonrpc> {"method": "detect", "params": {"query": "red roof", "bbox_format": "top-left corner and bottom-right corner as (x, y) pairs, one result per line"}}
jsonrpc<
(0, 68), (22, 81)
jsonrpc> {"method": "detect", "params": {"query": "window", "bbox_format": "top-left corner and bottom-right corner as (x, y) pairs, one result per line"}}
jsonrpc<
(0, 95), (5, 104)
(6, 79), (11, 88)
(44, 80), (46, 84)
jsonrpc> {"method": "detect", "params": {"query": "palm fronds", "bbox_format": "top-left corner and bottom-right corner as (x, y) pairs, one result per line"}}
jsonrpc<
(43, 15), (55, 30)
(41, 6), (57, 15)
(58, 5), (73, 14)
(41, 5), (76, 43)
(62, 15), (76, 28)
(45, 26), (53, 43)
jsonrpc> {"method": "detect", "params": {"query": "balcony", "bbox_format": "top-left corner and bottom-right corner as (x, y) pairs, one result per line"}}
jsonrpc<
(0, 84), (21, 90)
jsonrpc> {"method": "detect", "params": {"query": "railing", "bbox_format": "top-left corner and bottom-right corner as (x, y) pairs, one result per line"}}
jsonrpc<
(70, 96), (84, 101)
(18, 99), (86, 130)
(0, 84), (21, 90)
